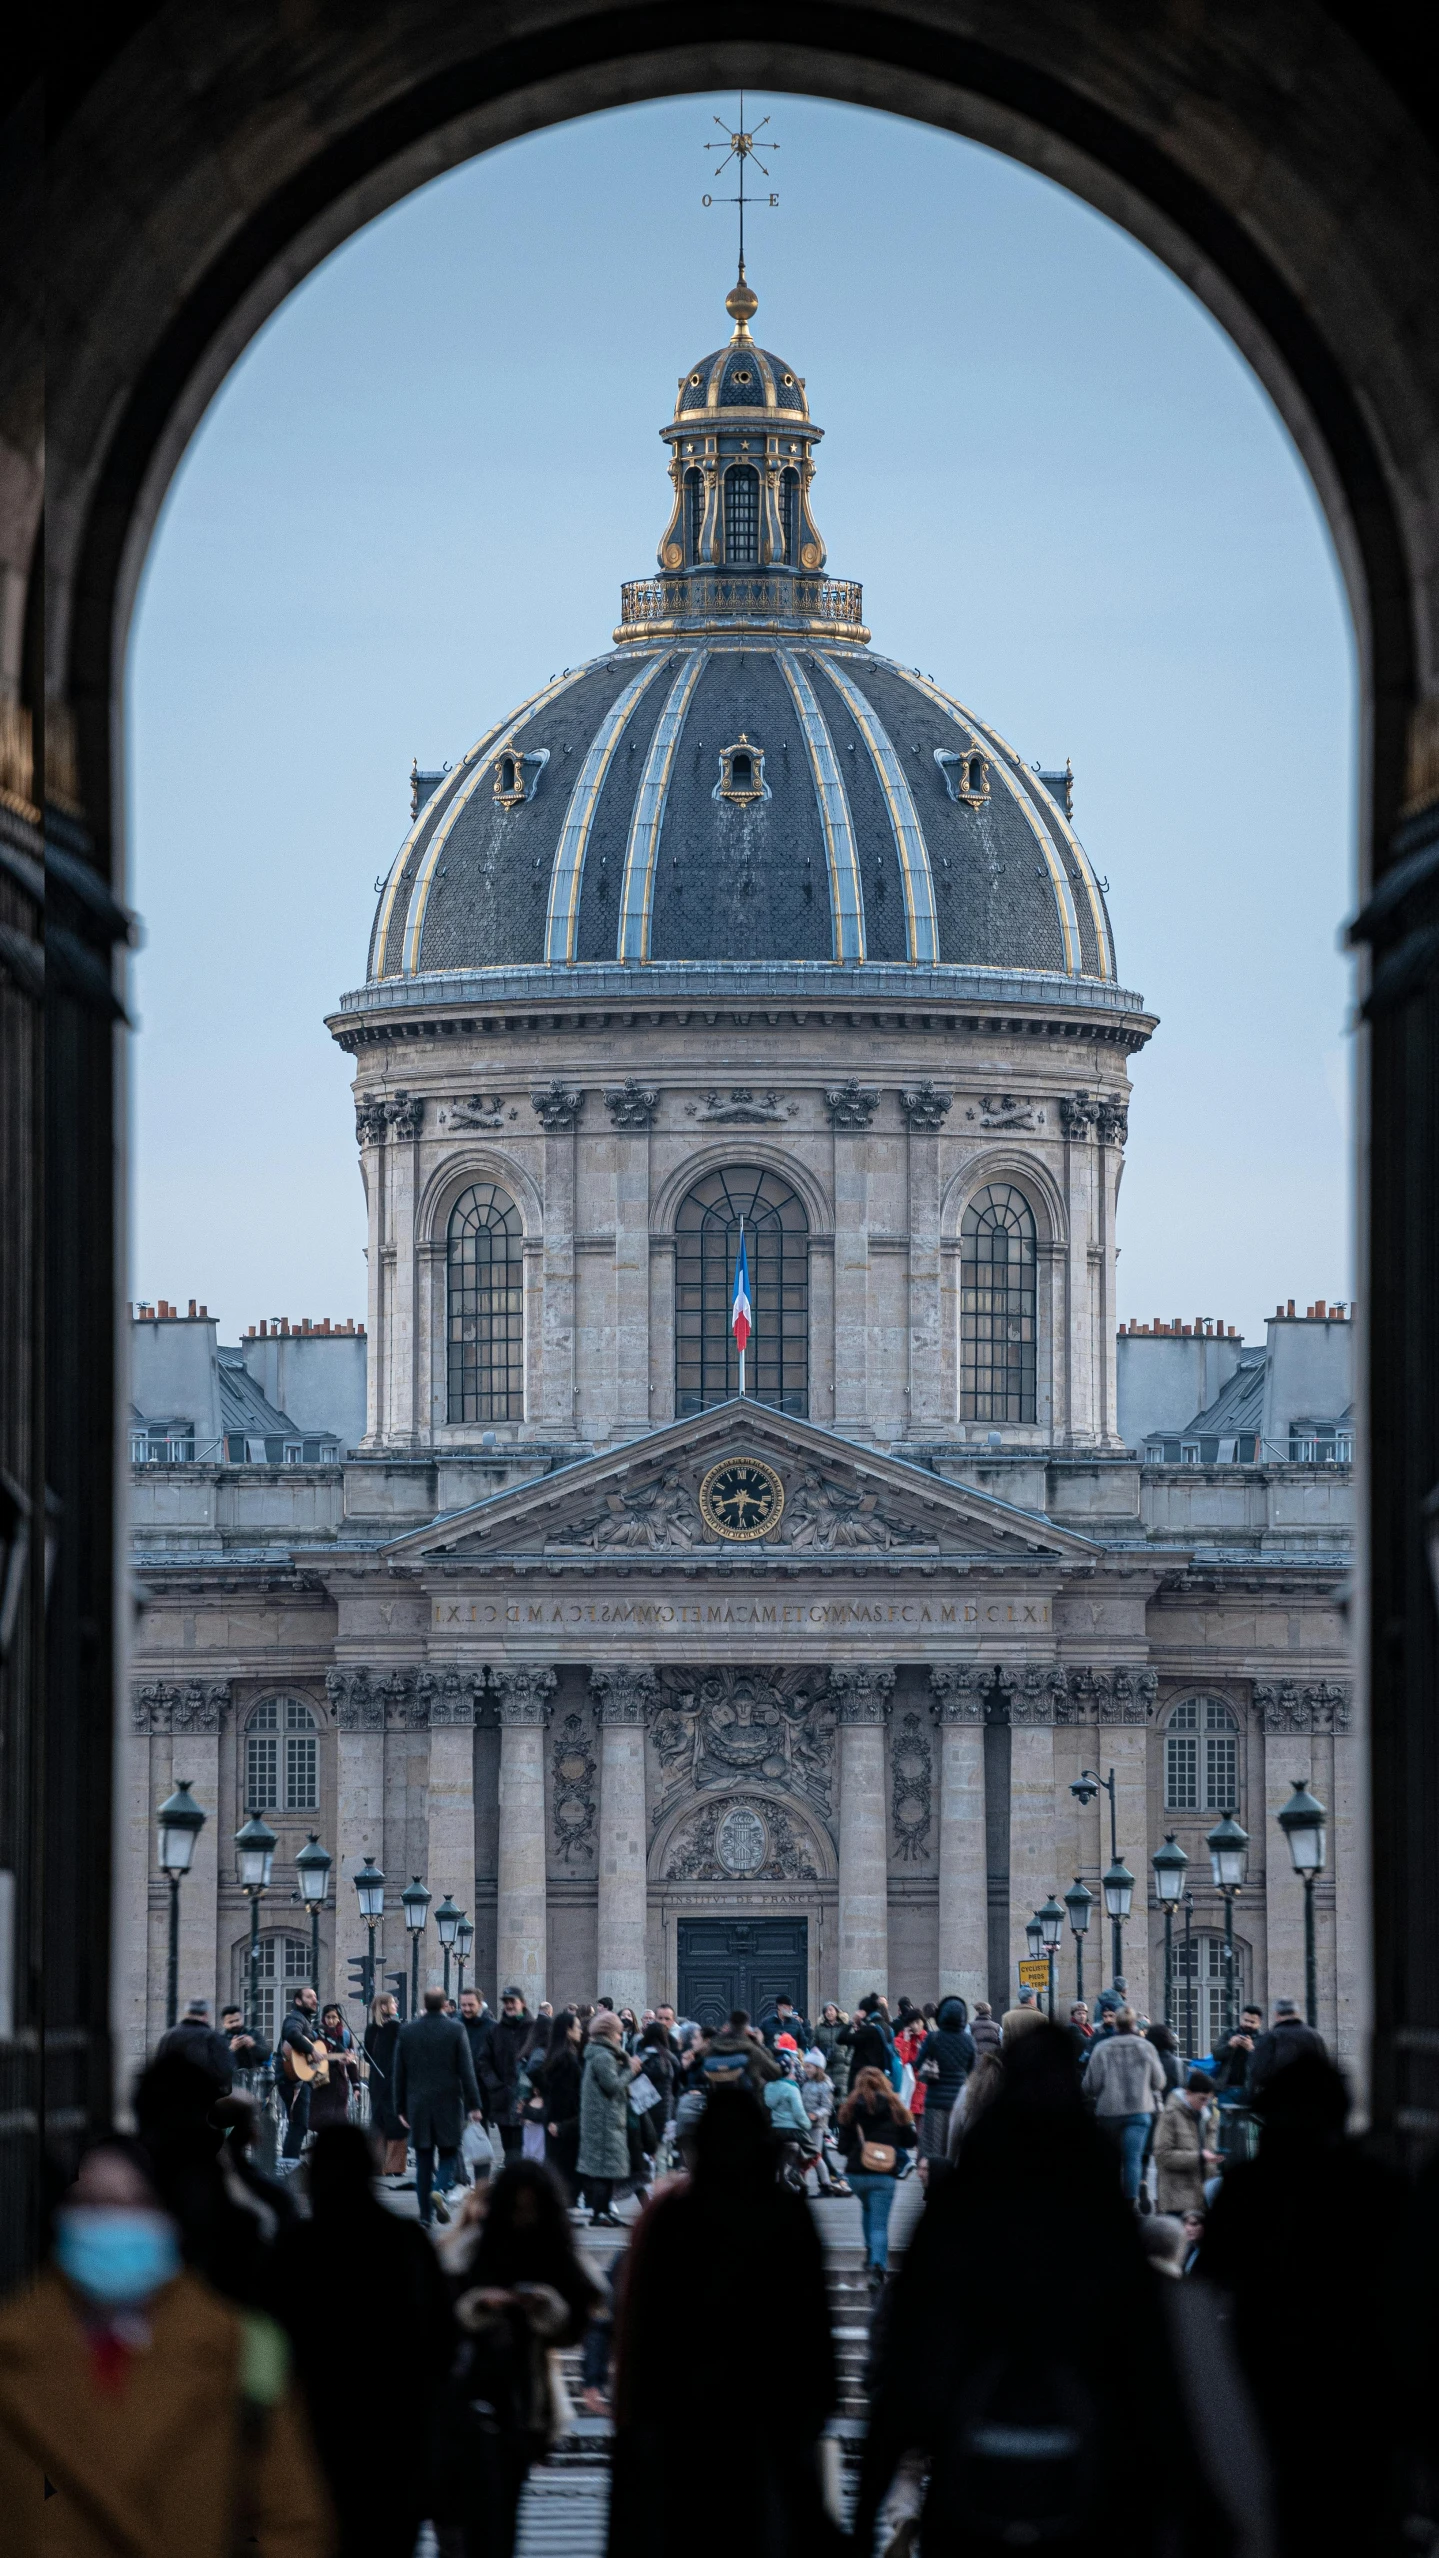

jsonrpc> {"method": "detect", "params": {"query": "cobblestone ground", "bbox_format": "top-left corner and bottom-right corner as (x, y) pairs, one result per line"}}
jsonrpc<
(409, 2175), (925, 2558)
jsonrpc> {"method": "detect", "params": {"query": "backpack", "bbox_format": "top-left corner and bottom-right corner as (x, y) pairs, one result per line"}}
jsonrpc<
(925, 2352), (1101, 2550)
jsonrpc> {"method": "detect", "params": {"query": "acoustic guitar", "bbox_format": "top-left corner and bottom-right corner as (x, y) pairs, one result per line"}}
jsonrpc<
(281, 2039), (331, 2086)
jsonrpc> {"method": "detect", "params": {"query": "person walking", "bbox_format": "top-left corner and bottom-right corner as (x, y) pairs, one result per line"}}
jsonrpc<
(1001, 1990), (1045, 2045)
(912, 1997), (976, 2159)
(531, 2008), (584, 2198)
(848, 1993), (895, 2083)
(1153, 2071), (1221, 2217)
(364, 1991), (408, 2181)
(968, 1999), (1003, 2058)
(836, 2064), (918, 2286)
(394, 1985), (485, 2228)
(1084, 2006), (1168, 2204)
(276, 1982), (322, 2166)
(483, 1988), (535, 2161)
(307, 2004), (360, 2133)
(155, 1996), (235, 2086)
(799, 2054), (849, 2194)
(0, 2134), (330, 2557)
(814, 2003), (853, 2097)
(278, 2124), (453, 2558)
(1247, 1999), (1326, 2099)
(577, 2010), (639, 2223)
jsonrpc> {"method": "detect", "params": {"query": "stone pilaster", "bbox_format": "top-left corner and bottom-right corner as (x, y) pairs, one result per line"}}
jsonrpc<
(1008, 1708), (1056, 2011)
(590, 1666), (654, 2012)
(831, 1666), (894, 2012)
(493, 1667), (556, 2008)
(427, 1670), (480, 1990)
(327, 1667), (389, 1988)
(930, 1669), (987, 2010)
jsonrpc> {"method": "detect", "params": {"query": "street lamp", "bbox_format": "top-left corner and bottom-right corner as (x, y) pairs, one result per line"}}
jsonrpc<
(402, 1875), (431, 2019)
(353, 1855), (385, 2008)
(434, 1893), (462, 2000)
(1276, 1777), (1327, 2027)
(1064, 1876), (1093, 2008)
(1037, 1893), (1064, 2021)
(1071, 1767), (1130, 1986)
(1180, 1889), (1196, 2057)
(157, 1780), (207, 2030)
(1152, 1833), (1190, 2034)
(1206, 1810), (1250, 2039)
(295, 1833), (332, 2004)
(234, 1808), (278, 2037)
(455, 1912), (474, 1998)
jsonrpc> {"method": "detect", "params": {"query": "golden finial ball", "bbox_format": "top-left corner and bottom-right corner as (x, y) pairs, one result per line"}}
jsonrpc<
(725, 272), (758, 335)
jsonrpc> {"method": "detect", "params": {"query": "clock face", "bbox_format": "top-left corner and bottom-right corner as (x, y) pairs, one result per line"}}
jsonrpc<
(698, 1456), (785, 1543)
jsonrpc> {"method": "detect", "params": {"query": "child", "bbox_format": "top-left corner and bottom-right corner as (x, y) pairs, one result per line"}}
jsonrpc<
(800, 2052), (850, 2195)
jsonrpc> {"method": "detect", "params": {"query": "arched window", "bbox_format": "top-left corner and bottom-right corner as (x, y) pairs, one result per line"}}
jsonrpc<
(237, 1933), (311, 2043)
(447, 1183), (524, 1423)
(675, 1165), (808, 1415)
(684, 467), (704, 565)
(1175, 1931), (1248, 2063)
(781, 467), (800, 566)
(960, 1184), (1037, 1422)
(1165, 1697), (1239, 1813)
(724, 465), (759, 566)
(244, 1698), (317, 1813)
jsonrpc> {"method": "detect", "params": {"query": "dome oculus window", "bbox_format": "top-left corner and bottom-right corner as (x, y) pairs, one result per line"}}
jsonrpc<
(936, 747), (991, 806)
(961, 1183), (1037, 1423)
(492, 747), (549, 808)
(447, 1183), (525, 1424)
(714, 735), (769, 806)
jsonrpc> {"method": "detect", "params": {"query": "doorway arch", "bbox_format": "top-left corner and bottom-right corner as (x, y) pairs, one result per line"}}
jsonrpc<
(19, 10), (1439, 2247)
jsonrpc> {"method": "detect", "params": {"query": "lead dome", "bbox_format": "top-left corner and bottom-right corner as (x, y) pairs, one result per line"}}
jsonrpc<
(367, 276), (1117, 987)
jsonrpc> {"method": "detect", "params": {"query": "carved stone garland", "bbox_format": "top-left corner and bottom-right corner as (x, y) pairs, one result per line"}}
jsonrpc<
(890, 1711), (933, 1861)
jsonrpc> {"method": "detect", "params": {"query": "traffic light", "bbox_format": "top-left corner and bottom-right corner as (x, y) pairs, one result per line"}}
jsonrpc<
(347, 1952), (373, 2007)
(386, 1971), (408, 2021)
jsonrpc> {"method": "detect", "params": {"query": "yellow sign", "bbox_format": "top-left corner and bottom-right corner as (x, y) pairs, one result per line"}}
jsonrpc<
(1017, 1958), (1051, 1992)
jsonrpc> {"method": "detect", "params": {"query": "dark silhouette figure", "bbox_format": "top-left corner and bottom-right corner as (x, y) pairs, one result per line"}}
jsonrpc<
(1198, 2053), (1408, 2557)
(609, 2087), (841, 2558)
(277, 2124), (454, 2557)
(859, 2025), (1227, 2558)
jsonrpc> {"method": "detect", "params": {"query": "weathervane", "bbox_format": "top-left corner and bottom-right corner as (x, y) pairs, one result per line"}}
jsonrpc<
(703, 93), (779, 276)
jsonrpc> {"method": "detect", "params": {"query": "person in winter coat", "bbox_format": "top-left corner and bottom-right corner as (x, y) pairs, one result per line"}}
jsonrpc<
(813, 2005), (853, 2096)
(307, 2006), (360, 2133)
(836, 2066), (918, 2282)
(155, 1998), (234, 2088)
(530, 2009), (584, 2197)
(1153, 2073), (1220, 2216)
(1084, 2007), (1168, 2202)
(799, 2057), (849, 2194)
(969, 1999), (1003, 2058)
(1247, 2001), (1326, 2099)
(847, 1994), (895, 2083)
(913, 1997), (976, 2158)
(394, 1987), (484, 2227)
(700, 2010), (780, 2099)
(364, 1992), (407, 2180)
(482, 1990), (536, 2158)
(0, 2134), (331, 2558)
(577, 2012), (639, 2223)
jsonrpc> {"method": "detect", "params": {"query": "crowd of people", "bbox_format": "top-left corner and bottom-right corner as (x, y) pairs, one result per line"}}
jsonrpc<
(0, 1970), (1433, 2558)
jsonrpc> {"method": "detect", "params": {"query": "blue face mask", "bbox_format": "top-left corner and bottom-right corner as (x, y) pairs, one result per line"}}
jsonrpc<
(55, 2208), (181, 2307)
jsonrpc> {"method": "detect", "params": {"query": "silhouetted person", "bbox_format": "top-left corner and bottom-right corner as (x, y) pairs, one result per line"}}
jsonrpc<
(277, 2124), (453, 2558)
(133, 2050), (284, 2310)
(1198, 2053), (1407, 2556)
(395, 1984), (484, 2226)
(859, 2024), (1226, 2558)
(609, 2086), (840, 2558)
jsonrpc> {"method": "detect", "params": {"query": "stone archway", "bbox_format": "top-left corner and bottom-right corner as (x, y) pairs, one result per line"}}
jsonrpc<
(12, 8), (1439, 2267)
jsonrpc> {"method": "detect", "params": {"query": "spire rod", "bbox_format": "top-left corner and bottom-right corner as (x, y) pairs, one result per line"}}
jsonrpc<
(704, 92), (778, 332)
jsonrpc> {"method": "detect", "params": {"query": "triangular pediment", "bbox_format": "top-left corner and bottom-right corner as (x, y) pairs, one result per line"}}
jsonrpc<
(383, 1404), (1099, 1564)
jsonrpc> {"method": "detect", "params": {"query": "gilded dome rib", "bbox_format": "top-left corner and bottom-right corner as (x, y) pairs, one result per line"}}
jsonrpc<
(618, 649), (707, 964)
(544, 654), (670, 966)
(817, 655), (939, 967)
(777, 649), (865, 964)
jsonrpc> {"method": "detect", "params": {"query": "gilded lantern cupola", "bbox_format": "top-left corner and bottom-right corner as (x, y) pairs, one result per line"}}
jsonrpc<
(618, 267), (866, 645)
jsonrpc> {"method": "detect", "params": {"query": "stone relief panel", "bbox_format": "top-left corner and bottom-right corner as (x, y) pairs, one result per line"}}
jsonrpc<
(927, 1664), (1162, 1726)
(325, 1664), (483, 1729)
(132, 1680), (231, 1734)
(649, 1667), (835, 1825)
(662, 1794), (820, 1882)
(551, 1714), (597, 1864)
(1253, 1680), (1350, 1733)
(550, 1463), (935, 1553)
(890, 1711), (933, 1861)
(685, 1087), (796, 1124)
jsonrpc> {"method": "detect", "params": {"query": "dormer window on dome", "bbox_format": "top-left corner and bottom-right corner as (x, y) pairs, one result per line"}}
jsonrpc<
(493, 747), (549, 807)
(715, 735), (769, 805)
(936, 747), (991, 806)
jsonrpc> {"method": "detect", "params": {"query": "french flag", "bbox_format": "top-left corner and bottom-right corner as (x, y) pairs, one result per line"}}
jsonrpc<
(732, 1224), (752, 1360)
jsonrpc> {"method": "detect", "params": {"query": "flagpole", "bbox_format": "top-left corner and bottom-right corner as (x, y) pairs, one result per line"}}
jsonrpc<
(738, 1218), (745, 1397)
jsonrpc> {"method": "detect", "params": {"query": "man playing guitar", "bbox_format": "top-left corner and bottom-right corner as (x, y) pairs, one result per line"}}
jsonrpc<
(277, 1984), (322, 2164)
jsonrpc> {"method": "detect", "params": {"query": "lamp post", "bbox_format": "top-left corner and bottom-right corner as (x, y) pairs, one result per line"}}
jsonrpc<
(1152, 1833), (1190, 2034)
(1276, 1778), (1327, 2027)
(1206, 1810), (1250, 2039)
(1071, 1768), (1132, 1985)
(295, 1833), (332, 2003)
(402, 1876), (431, 2018)
(434, 1893), (462, 2000)
(455, 1913), (474, 1999)
(235, 1809), (278, 2037)
(354, 1855), (385, 2008)
(157, 1780), (207, 2030)
(1180, 1889), (1195, 2057)
(1037, 1893), (1064, 2022)
(1064, 1876), (1093, 2009)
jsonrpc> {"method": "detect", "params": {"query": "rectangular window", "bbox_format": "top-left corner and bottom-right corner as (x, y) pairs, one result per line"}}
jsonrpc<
(245, 1733), (278, 1811)
(285, 1733), (317, 1811)
(1204, 1732), (1237, 1811)
(1165, 1734), (1198, 1811)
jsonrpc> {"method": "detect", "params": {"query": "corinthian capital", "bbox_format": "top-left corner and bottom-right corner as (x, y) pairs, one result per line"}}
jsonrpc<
(590, 1665), (658, 1725)
(492, 1665), (557, 1726)
(929, 1665), (986, 1724)
(829, 1666), (895, 1725)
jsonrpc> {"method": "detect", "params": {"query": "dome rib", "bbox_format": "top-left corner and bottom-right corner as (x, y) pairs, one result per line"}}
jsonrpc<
(543, 653), (670, 965)
(898, 666), (1086, 977)
(776, 649), (865, 963)
(817, 655), (939, 967)
(618, 649), (707, 963)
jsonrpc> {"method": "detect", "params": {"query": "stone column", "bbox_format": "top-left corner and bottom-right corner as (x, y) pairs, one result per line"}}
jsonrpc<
(119, 1686), (165, 2077)
(609, 1092), (653, 1439)
(427, 1670), (479, 1989)
(172, 1684), (226, 2017)
(832, 1667), (894, 2011)
(590, 1667), (654, 2013)
(384, 1091), (424, 1447)
(493, 1668), (556, 2008)
(930, 1669), (987, 2009)
(535, 1088), (581, 1430)
(327, 1667), (388, 1984)
(830, 1108), (872, 1433)
(902, 1086), (949, 1436)
(1106, 1718), (1151, 2020)
(1008, 1692), (1056, 2011)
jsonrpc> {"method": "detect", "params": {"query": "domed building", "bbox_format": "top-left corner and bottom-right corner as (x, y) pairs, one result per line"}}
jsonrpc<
(123, 276), (1355, 2067)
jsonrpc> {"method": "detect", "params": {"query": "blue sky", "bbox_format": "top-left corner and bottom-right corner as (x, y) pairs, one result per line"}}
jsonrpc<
(127, 93), (1356, 1348)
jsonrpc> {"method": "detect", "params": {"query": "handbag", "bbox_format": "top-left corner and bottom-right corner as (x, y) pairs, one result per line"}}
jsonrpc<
(859, 2138), (896, 2172)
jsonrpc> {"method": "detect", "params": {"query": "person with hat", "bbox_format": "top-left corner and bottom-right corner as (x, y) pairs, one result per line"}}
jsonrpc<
(155, 1997), (235, 2087)
(483, 1986), (536, 2161)
(762, 1993), (811, 2050)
